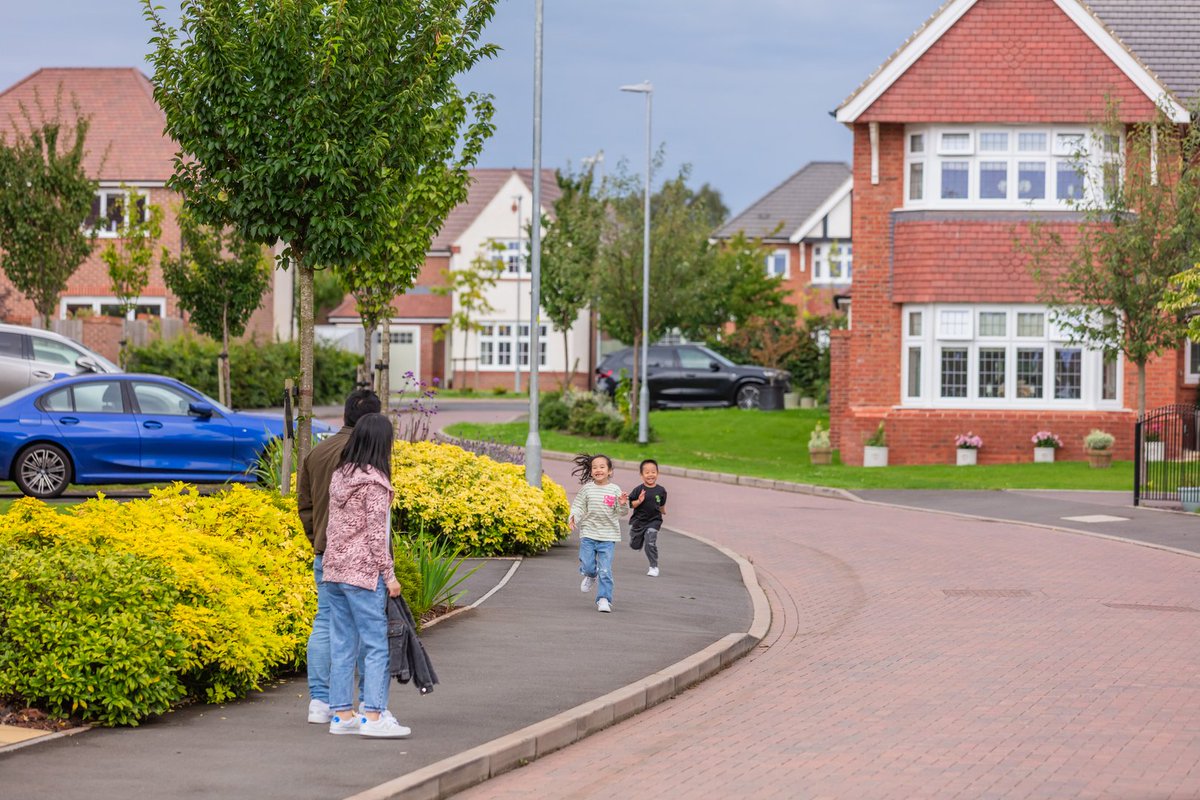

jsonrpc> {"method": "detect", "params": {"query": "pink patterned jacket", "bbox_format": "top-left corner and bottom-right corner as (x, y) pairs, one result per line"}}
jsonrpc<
(323, 465), (395, 590)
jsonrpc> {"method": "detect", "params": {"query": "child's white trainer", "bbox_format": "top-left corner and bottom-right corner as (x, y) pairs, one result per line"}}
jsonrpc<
(580, 574), (597, 592)
(647, 566), (660, 577)
(597, 598), (612, 613)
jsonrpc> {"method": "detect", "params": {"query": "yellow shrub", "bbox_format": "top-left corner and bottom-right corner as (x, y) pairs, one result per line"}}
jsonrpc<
(391, 441), (570, 555)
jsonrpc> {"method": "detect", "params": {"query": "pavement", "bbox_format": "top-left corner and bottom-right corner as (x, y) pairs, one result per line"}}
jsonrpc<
(6, 400), (1200, 799)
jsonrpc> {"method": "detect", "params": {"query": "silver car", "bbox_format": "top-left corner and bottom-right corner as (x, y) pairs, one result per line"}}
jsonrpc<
(0, 323), (121, 399)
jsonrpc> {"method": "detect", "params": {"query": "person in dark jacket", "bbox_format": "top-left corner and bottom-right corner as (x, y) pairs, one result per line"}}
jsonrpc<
(296, 389), (381, 724)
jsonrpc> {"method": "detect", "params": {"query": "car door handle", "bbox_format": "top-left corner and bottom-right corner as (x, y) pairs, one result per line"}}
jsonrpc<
(58, 416), (80, 425)
(32, 370), (52, 379)
(142, 420), (163, 430)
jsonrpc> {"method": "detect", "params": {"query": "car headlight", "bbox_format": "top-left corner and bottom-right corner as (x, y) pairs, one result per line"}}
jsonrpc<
(763, 369), (783, 380)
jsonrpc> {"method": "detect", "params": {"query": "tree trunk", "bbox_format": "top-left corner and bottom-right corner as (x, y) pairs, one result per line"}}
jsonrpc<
(360, 320), (373, 388)
(221, 306), (232, 408)
(561, 329), (571, 393)
(297, 256), (315, 465)
(380, 315), (392, 411)
(1137, 359), (1147, 418)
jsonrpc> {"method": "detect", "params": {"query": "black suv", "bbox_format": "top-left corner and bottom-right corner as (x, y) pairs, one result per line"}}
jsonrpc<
(594, 344), (790, 409)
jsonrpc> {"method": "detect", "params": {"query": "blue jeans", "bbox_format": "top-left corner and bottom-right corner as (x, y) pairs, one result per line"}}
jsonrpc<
(579, 538), (615, 603)
(307, 555), (367, 704)
(326, 574), (391, 714)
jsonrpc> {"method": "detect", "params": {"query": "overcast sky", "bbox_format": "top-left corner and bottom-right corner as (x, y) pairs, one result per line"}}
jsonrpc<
(0, 0), (941, 214)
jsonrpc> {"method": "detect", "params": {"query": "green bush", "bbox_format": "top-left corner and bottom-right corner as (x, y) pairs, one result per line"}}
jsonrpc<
(605, 416), (625, 439)
(390, 533), (426, 622)
(539, 395), (570, 430)
(126, 336), (360, 408)
(585, 411), (612, 437)
(0, 538), (188, 726)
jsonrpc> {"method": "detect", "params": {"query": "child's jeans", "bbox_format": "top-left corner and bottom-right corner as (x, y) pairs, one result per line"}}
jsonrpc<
(579, 537), (615, 602)
(630, 526), (659, 568)
(327, 574), (391, 714)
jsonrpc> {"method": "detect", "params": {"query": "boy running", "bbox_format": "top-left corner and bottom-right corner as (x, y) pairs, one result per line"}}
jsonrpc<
(628, 459), (667, 577)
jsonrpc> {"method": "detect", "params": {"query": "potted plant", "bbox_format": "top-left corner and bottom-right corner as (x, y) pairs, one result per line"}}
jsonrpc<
(809, 421), (833, 465)
(1084, 429), (1115, 468)
(1031, 430), (1062, 463)
(954, 432), (982, 466)
(863, 422), (888, 468)
(1143, 422), (1165, 462)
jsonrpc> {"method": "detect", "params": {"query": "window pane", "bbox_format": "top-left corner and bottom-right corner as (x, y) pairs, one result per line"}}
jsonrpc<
(941, 133), (971, 153)
(1017, 312), (1045, 337)
(0, 331), (22, 358)
(907, 347), (922, 397)
(941, 162), (969, 199)
(1017, 348), (1044, 398)
(133, 382), (190, 415)
(44, 388), (72, 412)
(940, 348), (969, 398)
(1018, 162), (1046, 199)
(1103, 352), (1119, 400)
(978, 311), (1006, 337)
(980, 161), (1007, 199)
(978, 348), (1006, 398)
(480, 341), (493, 365)
(30, 337), (80, 366)
(908, 311), (922, 337)
(497, 342), (511, 365)
(909, 133), (924, 153)
(1055, 133), (1085, 155)
(938, 309), (971, 338)
(1054, 348), (1082, 399)
(909, 162), (924, 201)
(1018, 132), (1048, 152)
(979, 132), (1009, 152)
(1056, 162), (1085, 201)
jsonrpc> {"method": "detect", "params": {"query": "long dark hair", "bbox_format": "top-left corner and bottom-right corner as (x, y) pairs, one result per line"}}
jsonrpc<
(338, 412), (394, 479)
(571, 452), (612, 484)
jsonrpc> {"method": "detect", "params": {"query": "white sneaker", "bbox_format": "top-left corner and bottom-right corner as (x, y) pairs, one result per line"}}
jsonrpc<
(580, 574), (597, 592)
(647, 566), (660, 577)
(328, 712), (361, 735)
(308, 699), (333, 724)
(360, 714), (412, 738)
(597, 598), (612, 613)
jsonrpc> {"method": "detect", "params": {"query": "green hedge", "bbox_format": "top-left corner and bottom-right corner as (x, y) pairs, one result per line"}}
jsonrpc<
(126, 336), (360, 408)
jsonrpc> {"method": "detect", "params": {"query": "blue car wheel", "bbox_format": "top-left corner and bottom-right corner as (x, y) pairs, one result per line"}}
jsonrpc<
(14, 442), (72, 499)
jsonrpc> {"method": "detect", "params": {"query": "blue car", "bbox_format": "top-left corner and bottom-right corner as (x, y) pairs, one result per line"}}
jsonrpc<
(0, 373), (332, 499)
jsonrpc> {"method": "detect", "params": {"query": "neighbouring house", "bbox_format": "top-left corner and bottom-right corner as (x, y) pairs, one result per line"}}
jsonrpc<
(0, 67), (289, 361)
(713, 161), (853, 320)
(326, 168), (592, 391)
(830, 0), (1200, 465)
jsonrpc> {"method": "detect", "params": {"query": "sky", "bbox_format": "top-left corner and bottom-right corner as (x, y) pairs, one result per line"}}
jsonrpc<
(0, 0), (943, 215)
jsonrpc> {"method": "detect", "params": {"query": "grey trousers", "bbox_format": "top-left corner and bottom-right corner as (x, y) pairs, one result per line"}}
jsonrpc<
(630, 526), (659, 568)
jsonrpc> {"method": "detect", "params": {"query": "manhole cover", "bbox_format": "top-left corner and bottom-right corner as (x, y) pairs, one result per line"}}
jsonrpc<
(943, 589), (1032, 598)
(1103, 603), (1198, 613)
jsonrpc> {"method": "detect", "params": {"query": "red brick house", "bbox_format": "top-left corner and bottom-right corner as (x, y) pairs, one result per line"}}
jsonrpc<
(0, 68), (284, 358)
(713, 161), (853, 320)
(830, 0), (1199, 465)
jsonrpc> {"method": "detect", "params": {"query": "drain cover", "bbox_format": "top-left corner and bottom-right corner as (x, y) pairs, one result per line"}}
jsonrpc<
(1103, 603), (1198, 612)
(943, 589), (1032, 597)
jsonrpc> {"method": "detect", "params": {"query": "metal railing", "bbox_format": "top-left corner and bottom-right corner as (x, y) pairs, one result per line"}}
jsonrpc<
(1134, 404), (1200, 506)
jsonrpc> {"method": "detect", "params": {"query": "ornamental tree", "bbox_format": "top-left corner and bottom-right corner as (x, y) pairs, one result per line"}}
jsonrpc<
(160, 210), (271, 407)
(144, 0), (497, 462)
(0, 89), (97, 323)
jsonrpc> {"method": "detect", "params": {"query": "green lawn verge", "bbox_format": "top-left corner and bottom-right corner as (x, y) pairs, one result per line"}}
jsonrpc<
(445, 408), (1133, 491)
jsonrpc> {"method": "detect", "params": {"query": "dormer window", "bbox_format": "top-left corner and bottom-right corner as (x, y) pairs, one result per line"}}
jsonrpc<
(905, 125), (1119, 210)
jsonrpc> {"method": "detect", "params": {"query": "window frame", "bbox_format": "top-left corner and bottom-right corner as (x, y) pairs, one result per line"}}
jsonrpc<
(764, 248), (790, 279)
(477, 321), (546, 370)
(810, 240), (853, 285)
(85, 187), (153, 239)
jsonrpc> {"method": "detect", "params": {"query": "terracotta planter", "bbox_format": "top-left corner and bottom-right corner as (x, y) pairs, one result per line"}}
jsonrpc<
(809, 446), (832, 466)
(1087, 448), (1113, 469)
(1033, 447), (1056, 463)
(956, 448), (978, 466)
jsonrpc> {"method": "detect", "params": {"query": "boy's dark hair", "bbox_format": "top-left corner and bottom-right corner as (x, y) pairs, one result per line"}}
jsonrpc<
(338, 413), (394, 479)
(343, 389), (382, 427)
(639, 458), (659, 473)
(571, 452), (613, 484)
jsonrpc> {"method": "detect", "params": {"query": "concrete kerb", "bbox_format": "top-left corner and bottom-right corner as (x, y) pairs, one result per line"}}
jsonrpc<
(345, 520), (771, 800)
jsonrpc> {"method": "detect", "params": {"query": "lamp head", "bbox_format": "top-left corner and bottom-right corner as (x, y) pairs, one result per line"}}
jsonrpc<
(619, 81), (653, 95)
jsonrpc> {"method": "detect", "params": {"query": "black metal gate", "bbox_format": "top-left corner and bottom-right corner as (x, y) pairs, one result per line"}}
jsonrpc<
(1134, 404), (1200, 505)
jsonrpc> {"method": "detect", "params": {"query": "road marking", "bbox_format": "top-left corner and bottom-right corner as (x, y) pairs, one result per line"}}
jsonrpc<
(1061, 514), (1130, 523)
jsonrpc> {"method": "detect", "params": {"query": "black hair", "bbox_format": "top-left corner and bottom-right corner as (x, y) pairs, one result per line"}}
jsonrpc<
(571, 452), (613, 484)
(639, 458), (659, 474)
(338, 412), (394, 479)
(343, 389), (382, 427)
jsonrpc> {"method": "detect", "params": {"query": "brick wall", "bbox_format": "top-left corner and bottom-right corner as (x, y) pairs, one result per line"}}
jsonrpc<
(860, 0), (1157, 124)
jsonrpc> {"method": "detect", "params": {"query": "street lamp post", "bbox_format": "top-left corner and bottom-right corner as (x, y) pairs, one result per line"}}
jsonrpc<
(512, 194), (523, 393)
(620, 80), (652, 445)
(525, 0), (544, 487)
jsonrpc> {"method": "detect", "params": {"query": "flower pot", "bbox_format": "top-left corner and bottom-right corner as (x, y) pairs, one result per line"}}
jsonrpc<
(809, 446), (832, 466)
(956, 448), (977, 466)
(1180, 487), (1200, 513)
(1033, 447), (1056, 463)
(1144, 441), (1164, 462)
(799, 396), (817, 409)
(1087, 448), (1113, 469)
(783, 392), (800, 410)
(863, 445), (888, 468)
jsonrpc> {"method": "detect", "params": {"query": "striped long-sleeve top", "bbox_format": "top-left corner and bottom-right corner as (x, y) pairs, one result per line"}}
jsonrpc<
(569, 481), (628, 542)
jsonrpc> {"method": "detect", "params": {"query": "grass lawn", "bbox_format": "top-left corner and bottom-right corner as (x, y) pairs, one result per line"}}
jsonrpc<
(445, 408), (1133, 491)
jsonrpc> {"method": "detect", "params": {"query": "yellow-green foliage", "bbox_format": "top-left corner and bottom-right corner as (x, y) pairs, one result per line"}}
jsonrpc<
(0, 484), (315, 720)
(391, 441), (570, 555)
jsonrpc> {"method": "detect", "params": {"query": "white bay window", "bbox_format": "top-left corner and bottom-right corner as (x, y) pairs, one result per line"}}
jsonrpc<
(901, 304), (1120, 409)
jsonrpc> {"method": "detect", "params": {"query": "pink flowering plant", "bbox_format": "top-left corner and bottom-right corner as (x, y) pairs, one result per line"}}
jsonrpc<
(1031, 431), (1063, 449)
(954, 432), (983, 450)
(1144, 422), (1163, 442)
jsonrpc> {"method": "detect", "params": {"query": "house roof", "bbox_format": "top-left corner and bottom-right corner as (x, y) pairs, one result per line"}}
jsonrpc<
(0, 67), (175, 183)
(714, 162), (852, 241)
(431, 167), (561, 252)
(836, 0), (1195, 124)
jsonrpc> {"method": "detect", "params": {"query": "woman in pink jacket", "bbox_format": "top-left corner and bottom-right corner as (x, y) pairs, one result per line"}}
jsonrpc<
(322, 413), (408, 739)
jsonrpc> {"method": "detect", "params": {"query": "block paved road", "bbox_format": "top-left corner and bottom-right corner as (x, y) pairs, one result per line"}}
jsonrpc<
(459, 460), (1200, 800)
